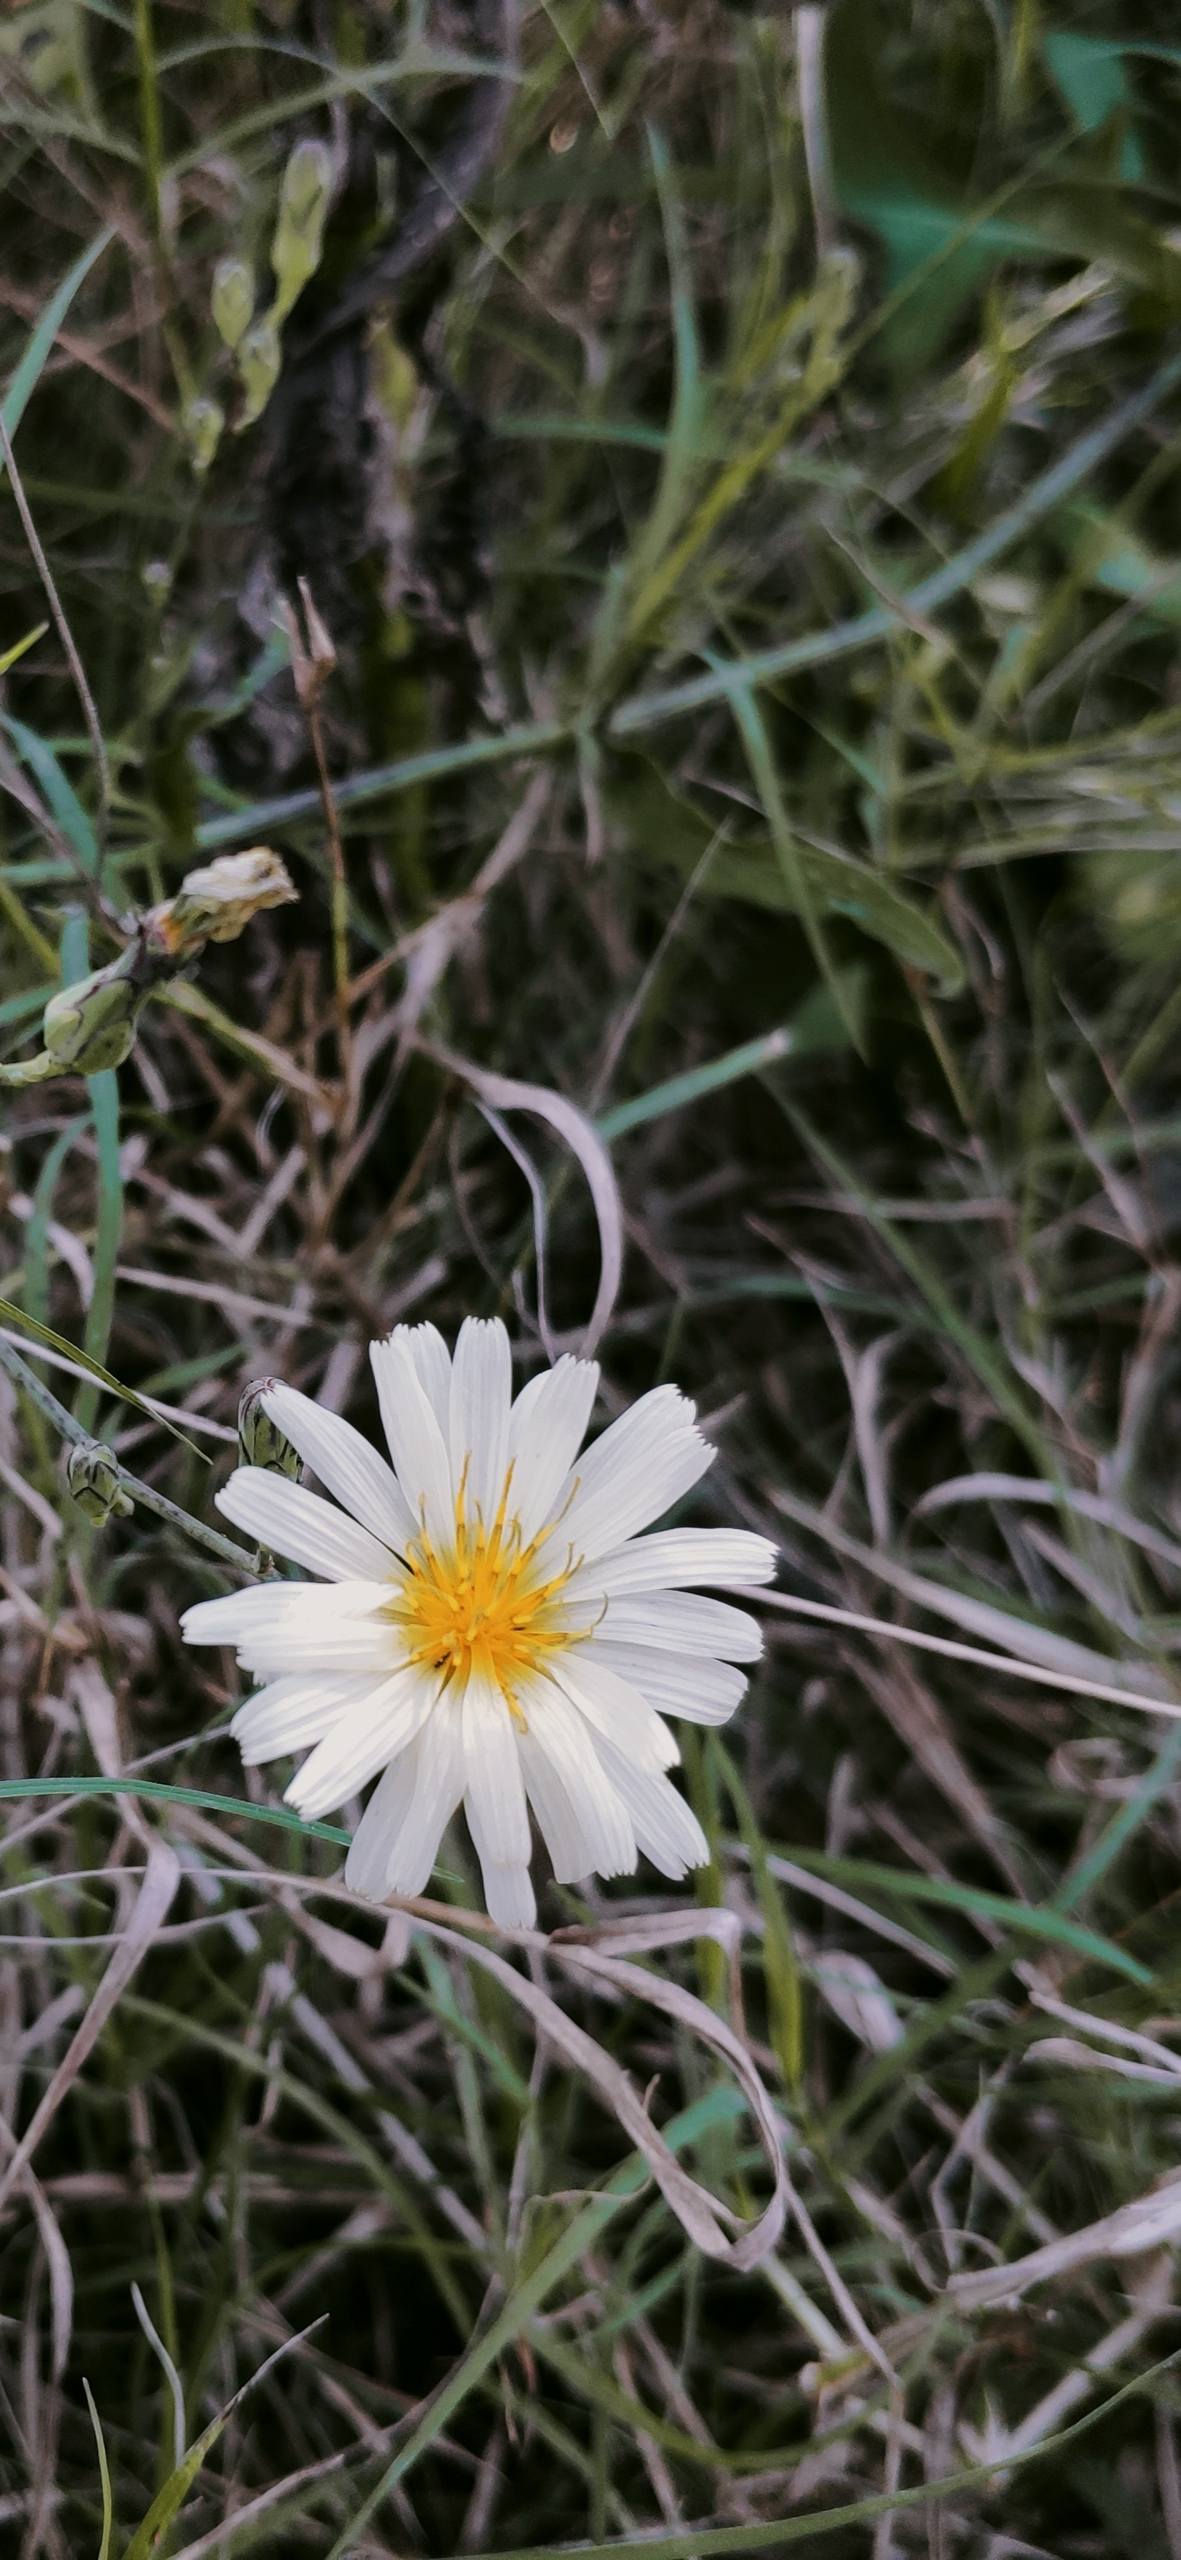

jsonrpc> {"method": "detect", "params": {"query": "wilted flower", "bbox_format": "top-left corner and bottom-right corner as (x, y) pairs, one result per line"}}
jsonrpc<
(148, 848), (297, 958)
(183, 1321), (776, 1925)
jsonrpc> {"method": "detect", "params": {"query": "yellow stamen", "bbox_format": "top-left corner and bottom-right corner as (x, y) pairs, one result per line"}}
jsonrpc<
(385, 1464), (584, 1702)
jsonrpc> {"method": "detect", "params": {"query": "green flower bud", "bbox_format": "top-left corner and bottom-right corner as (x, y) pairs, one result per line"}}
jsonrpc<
(42, 958), (144, 1074)
(280, 136), (333, 230)
(235, 317), (282, 429)
(211, 254), (255, 352)
(66, 1442), (135, 1525)
(238, 1381), (300, 1477)
(147, 848), (297, 960)
(270, 138), (333, 322)
(182, 393), (225, 476)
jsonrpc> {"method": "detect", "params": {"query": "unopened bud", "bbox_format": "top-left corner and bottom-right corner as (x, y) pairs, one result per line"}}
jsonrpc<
(211, 255), (255, 352)
(281, 137), (333, 228)
(42, 958), (144, 1074)
(147, 848), (297, 959)
(66, 1442), (134, 1524)
(238, 1380), (300, 1476)
(182, 393), (224, 476)
(235, 317), (282, 429)
(270, 140), (333, 323)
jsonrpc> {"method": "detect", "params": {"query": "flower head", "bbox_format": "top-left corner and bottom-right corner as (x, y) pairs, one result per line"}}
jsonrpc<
(182, 1321), (776, 1926)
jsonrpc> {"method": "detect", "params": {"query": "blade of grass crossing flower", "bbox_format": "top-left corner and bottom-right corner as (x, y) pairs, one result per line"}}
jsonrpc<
(60, 913), (123, 1436)
(0, 1775), (350, 1851)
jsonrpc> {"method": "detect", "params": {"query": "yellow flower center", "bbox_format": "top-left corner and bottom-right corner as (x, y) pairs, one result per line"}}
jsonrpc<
(385, 1460), (581, 1717)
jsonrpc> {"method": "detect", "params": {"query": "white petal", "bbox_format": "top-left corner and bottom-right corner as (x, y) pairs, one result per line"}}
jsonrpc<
(235, 1620), (399, 1681)
(449, 1318), (512, 1524)
(592, 1736), (709, 1880)
(369, 1334), (455, 1541)
(461, 1668), (531, 1865)
(587, 1640), (748, 1727)
(397, 1322), (453, 1427)
(517, 1676), (636, 1881)
(561, 1388), (713, 1560)
(585, 1529), (777, 1596)
(182, 1578), (386, 1649)
(285, 1669), (434, 1817)
(507, 1355), (600, 1542)
(598, 1590), (764, 1662)
(548, 1650), (679, 1770)
(231, 1674), (362, 1764)
(479, 1860), (536, 1929)
(461, 1668), (535, 1931)
(216, 1471), (398, 1582)
(343, 1756), (411, 1900)
(367, 1700), (467, 1899)
(260, 1382), (416, 1552)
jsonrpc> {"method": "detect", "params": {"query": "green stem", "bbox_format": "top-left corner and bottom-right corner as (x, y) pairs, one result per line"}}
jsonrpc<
(0, 1334), (259, 1574)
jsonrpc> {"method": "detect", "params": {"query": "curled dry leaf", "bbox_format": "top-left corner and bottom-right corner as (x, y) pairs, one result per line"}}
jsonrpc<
(420, 1905), (787, 2270)
(0, 1838), (179, 2215)
(428, 1046), (624, 1354)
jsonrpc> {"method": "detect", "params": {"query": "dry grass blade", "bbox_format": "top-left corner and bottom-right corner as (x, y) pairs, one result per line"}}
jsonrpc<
(0, 1841), (178, 2212)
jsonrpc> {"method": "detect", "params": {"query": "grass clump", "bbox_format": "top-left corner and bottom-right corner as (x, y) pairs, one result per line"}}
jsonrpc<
(5, 2), (1181, 2552)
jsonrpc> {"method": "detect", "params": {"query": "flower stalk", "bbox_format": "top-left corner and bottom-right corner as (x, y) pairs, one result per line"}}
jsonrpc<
(0, 1333), (261, 1574)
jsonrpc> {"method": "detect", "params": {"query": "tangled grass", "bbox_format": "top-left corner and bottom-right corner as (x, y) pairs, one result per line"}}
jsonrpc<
(5, 1), (1181, 2551)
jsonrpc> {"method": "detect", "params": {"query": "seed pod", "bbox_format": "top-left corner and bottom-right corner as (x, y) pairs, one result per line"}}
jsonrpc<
(147, 848), (297, 960)
(66, 1442), (135, 1525)
(238, 1381), (300, 1477)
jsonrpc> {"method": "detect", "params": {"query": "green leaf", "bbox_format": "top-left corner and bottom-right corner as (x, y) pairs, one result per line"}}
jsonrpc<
(60, 914), (123, 1436)
(1044, 31), (1145, 181)
(2, 712), (100, 876)
(1, 228), (112, 446)
(596, 977), (865, 1142)
(0, 621), (48, 676)
(780, 1846), (1151, 1985)
(825, 2), (1176, 368)
(120, 2411), (228, 2559)
(0, 1772), (350, 1849)
(0, 1296), (205, 1458)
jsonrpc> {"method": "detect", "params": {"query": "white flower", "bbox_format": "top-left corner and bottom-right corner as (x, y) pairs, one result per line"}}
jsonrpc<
(182, 1320), (776, 1927)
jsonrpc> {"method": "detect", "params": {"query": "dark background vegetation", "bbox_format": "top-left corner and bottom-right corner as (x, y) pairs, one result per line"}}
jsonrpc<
(4, 1), (1181, 2551)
